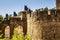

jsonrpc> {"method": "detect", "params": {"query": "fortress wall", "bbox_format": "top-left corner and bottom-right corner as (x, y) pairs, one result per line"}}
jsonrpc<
(2, 9), (60, 40)
(27, 9), (60, 40)
(27, 10), (48, 40)
(41, 10), (60, 40)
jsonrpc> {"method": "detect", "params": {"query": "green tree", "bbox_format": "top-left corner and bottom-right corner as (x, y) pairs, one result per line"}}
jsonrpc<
(0, 15), (3, 26)
(12, 28), (24, 40)
(25, 34), (31, 40)
(8, 14), (12, 19)
(0, 15), (3, 21)
(0, 30), (4, 40)
(18, 32), (24, 40)
(18, 12), (22, 16)
(12, 28), (31, 40)
(12, 28), (18, 40)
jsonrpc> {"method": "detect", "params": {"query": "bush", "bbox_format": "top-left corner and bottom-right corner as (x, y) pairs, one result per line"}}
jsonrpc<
(12, 28), (31, 40)
(0, 28), (31, 40)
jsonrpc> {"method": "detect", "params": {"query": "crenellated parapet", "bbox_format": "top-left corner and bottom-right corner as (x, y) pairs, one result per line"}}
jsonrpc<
(27, 9), (60, 22)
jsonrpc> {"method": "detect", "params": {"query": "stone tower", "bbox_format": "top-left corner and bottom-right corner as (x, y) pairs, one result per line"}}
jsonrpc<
(56, 0), (60, 9)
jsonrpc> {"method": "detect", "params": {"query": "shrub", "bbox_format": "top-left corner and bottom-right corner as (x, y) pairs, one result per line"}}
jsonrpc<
(0, 28), (31, 40)
(12, 28), (31, 40)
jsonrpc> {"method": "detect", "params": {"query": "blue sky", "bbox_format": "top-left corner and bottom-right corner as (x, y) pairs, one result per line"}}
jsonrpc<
(0, 0), (55, 16)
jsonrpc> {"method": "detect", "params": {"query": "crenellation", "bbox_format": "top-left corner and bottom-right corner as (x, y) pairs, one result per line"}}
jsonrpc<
(27, 9), (60, 23)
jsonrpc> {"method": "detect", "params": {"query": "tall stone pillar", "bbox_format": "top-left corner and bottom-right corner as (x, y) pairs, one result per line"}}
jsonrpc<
(21, 11), (27, 35)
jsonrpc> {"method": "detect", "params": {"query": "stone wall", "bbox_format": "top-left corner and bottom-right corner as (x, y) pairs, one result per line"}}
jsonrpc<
(27, 9), (60, 40)
(1, 8), (60, 40)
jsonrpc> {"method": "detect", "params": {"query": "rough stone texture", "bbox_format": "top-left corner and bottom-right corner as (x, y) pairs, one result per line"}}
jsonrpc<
(56, 0), (60, 9)
(27, 9), (60, 40)
(5, 26), (10, 38)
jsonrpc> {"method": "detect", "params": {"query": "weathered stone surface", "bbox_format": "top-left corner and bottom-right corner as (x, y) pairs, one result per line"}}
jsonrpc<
(5, 26), (10, 38)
